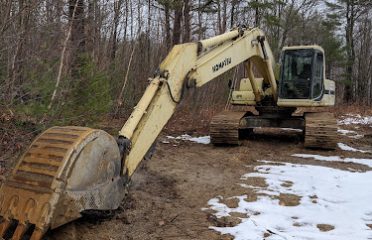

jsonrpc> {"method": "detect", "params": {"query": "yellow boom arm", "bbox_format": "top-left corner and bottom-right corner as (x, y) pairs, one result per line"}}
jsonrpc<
(119, 27), (277, 177)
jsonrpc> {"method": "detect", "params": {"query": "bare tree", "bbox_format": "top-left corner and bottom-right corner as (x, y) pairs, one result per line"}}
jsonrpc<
(48, 0), (80, 110)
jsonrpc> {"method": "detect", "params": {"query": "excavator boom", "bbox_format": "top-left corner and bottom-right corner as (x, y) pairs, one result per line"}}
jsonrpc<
(119, 27), (277, 178)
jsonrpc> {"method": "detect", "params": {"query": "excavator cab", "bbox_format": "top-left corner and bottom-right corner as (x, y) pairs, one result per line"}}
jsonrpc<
(279, 46), (324, 100)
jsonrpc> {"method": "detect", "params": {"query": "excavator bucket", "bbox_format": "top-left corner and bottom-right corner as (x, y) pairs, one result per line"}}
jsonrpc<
(0, 126), (125, 239)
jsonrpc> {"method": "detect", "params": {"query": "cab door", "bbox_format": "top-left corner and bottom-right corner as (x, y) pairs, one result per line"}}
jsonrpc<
(311, 52), (324, 100)
(279, 49), (317, 100)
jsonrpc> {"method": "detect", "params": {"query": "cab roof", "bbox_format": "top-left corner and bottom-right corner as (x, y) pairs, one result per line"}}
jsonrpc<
(282, 45), (325, 53)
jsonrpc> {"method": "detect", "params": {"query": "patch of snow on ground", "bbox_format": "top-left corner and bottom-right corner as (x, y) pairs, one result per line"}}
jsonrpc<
(338, 114), (372, 126)
(338, 143), (371, 153)
(206, 163), (372, 240)
(337, 129), (364, 139)
(279, 128), (303, 132)
(166, 134), (210, 144)
(188, 136), (210, 144)
(292, 153), (372, 168)
(338, 129), (357, 135)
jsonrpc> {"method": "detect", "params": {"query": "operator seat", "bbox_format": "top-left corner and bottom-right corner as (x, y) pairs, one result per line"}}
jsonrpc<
(300, 64), (311, 80)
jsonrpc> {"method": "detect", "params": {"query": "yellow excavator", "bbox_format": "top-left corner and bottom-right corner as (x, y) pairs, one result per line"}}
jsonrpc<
(0, 27), (336, 239)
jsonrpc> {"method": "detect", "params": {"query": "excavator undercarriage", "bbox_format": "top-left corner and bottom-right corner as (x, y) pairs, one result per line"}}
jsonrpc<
(210, 108), (337, 150)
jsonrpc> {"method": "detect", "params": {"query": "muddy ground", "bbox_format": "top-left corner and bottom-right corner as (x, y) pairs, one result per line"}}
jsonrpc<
(45, 124), (372, 240)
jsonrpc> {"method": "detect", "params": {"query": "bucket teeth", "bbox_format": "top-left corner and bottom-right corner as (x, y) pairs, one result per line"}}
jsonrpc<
(11, 222), (29, 240)
(30, 228), (44, 240)
(0, 219), (11, 237)
(0, 219), (45, 240)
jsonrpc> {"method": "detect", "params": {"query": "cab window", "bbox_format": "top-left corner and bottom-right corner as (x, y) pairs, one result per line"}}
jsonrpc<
(279, 49), (314, 99)
(312, 53), (323, 99)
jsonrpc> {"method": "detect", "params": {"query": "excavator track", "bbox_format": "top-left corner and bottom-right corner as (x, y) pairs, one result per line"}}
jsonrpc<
(304, 112), (337, 150)
(210, 111), (247, 145)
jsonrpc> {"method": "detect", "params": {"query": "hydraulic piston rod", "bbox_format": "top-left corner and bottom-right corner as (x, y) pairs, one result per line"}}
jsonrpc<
(119, 78), (161, 139)
(198, 29), (241, 50)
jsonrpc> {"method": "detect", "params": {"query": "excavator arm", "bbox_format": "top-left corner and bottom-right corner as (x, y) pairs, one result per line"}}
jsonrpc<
(119, 27), (277, 178)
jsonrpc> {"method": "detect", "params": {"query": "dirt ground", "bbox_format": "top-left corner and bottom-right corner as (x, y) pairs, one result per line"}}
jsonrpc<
(44, 124), (372, 240)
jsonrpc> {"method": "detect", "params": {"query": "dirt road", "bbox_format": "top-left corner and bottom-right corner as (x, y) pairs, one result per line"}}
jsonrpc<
(47, 119), (372, 240)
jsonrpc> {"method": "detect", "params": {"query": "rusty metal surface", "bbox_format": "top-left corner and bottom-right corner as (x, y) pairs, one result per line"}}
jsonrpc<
(210, 111), (247, 145)
(304, 112), (337, 149)
(0, 126), (124, 239)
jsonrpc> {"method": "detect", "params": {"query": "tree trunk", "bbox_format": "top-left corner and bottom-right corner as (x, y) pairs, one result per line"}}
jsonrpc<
(86, 0), (95, 55)
(69, 0), (86, 78)
(217, 0), (222, 34)
(197, 0), (203, 40)
(124, 0), (129, 40)
(130, 0), (134, 39)
(110, 0), (122, 61)
(69, 0), (85, 53)
(137, 0), (142, 34)
(344, 0), (355, 102)
(230, 0), (237, 28)
(164, 3), (171, 48)
(183, 0), (191, 42)
(221, 0), (227, 32)
(147, 0), (151, 66)
(7, 0), (30, 103)
(173, 0), (183, 45)
(255, 0), (260, 27)
(48, 0), (80, 110)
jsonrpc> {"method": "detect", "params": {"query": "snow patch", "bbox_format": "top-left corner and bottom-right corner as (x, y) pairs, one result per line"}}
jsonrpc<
(292, 153), (372, 168)
(338, 114), (372, 126)
(166, 134), (210, 144)
(206, 163), (372, 240)
(338, 143), (371, 153)
(338, 129), (356, 134)
(292, 154), (340, 161)
(337, 129), (363, 139)
(279, 128), (303, 132)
